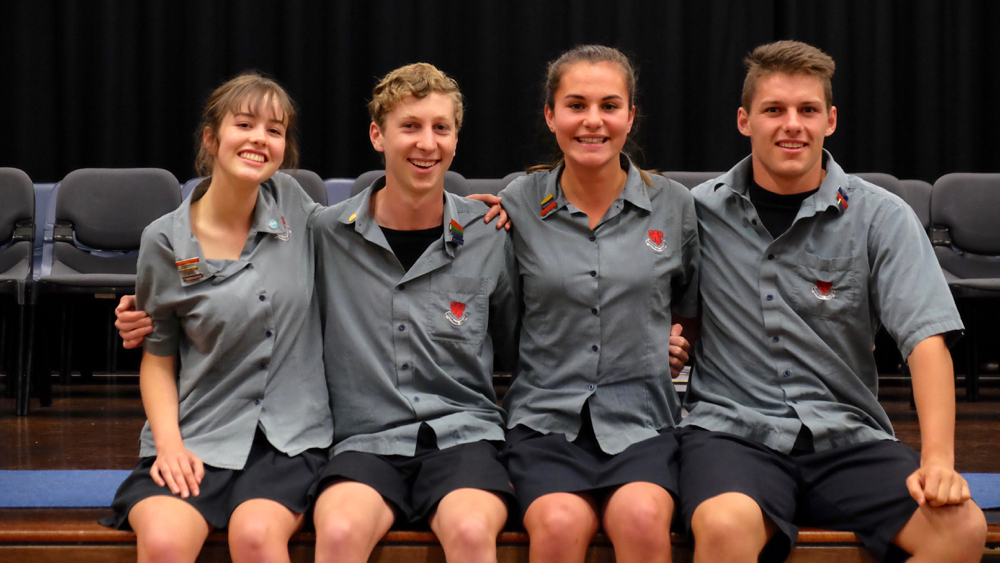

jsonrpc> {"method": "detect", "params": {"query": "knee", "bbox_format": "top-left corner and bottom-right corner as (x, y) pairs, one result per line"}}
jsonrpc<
(228, 517), (279, 560)
(317, 515), (365, 552)
(441, 512), (497, 556)
(690, 498), (764, 553)
(608, 496), (672, 548)
(527, 500), (595, 545)
(138, 527), (192, 563)
(944, 503), (987, 560)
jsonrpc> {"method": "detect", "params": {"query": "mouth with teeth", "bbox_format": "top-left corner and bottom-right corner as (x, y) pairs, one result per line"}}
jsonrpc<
(577, 137), (608, 145)
(409, 159), (439, 169)
(777, 141), (806, 149)
(239, 151), (267, 163)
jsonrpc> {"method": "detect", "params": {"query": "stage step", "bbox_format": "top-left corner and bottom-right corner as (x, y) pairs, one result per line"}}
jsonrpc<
(2, 509), (999, 562)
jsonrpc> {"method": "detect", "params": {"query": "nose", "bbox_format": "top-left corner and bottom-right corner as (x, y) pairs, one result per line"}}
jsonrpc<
(582, 105), (601, 128)
(250, 123), (267, 144)
(415, 127), (435, 151)
(784, 110), (802, 133)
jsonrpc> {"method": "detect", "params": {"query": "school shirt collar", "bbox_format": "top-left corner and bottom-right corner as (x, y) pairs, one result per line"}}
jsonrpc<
(540, 154), (651, 220)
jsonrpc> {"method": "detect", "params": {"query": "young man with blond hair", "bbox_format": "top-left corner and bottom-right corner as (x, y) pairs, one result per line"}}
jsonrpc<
(678, 40), (986, 563)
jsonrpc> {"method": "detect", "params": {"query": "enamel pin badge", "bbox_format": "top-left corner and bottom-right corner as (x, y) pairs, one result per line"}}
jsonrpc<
(646, 229), (666, 252)
(812, 280), (836, 300)
(175, 257), (203, 282)
(540, 194), (557, 217)
(449, 219), (464, 245)
(446, 301), (469, 326)
(273, 216), (290, 242)
(836, 187), (850, 211)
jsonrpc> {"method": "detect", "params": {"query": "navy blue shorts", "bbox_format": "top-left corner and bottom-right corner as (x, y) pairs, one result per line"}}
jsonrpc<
(501, 406), (680, 521)
(678, 427), (921, 563)
(102, 427), (326, 530)
(317, 424), (513, 523)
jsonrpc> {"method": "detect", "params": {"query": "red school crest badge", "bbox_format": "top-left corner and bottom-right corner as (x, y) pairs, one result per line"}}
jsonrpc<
(446, 301), (469, 326)
(811, 280), (836, 301)
(645, 229), (666, 252)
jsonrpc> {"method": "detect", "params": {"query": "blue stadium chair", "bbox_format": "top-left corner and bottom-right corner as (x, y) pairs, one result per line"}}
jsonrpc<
(182, 169), (327, 205)
(324, 178), (353, 205)
(0, 169), (35, 414)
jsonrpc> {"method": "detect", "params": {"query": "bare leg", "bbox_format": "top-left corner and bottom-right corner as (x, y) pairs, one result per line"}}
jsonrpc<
(313, 481), (395, 563)
(228, 498), (304, 563)
(129, 496), (211, 563)
(523, 492), (600, 563)
(893, 501), (986, 563)
(689, 492), (775, 563)
(430, 488), (508, 563)
(602, 482), (674, 563)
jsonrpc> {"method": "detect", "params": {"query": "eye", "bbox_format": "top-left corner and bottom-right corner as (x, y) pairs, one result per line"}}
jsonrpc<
(602, 103), (619, 111)
(568, 102), (584, 110)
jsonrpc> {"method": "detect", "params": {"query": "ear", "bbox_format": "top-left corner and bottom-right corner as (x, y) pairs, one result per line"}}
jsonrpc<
(543, 105), (556, 133)
(369, 122), (385, 153)
(737, 107), (751, 138)
(203, 126), (219, 156)
(825, 106), (837, 137)
(626, 105), (636, 134)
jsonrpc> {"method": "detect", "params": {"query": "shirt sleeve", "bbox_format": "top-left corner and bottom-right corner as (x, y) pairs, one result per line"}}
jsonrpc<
(489, 233), (522, 373)
(868, 195), (963, 359)
(671, 187), (701, 319)
(135, 221), (182, 357)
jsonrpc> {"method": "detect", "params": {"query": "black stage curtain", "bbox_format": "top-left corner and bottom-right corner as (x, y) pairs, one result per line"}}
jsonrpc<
(3, 0), (999, 183)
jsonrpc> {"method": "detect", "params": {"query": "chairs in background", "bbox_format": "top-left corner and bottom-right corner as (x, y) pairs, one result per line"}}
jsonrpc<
(23, 168), (181, 414)
(930, 173), (1000, 401)
(0, 168), (35, 413)
(350, 170), (470, 197)
(181, 169), (328, 205)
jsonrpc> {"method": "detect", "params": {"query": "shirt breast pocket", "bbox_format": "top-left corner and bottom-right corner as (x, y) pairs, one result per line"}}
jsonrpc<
(427, 274), (488, 343)
(787, 251), (861, 319)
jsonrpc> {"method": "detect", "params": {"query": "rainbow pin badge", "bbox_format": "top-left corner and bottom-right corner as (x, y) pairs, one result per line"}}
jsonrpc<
(449, 219), (464, 245)
(175, 257), (203, 282)
(836, 187), (849, 211)
(540, 194), (557, 217)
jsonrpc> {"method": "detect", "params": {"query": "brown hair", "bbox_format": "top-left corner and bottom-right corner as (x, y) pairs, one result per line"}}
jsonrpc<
(528, 45), (657, 185)
(741, 40), (836, 112)
(368, 63), (464, 131)
(195, 71), (299, 177)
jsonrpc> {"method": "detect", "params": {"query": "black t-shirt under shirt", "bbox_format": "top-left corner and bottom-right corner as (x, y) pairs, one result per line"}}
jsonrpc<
(747, 176), (820, 239)
(380, 224), (442, 272)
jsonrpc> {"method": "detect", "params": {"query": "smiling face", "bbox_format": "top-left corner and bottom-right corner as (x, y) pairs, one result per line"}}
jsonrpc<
(738, 72), (837, 193)
(544, 61), (635, 174)
(206, 101), (286, 187)
(370, 92), (457, 196)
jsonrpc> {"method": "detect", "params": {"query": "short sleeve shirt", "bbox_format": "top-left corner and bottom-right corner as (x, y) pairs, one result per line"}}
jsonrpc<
(309, 177), (520, 457)
(136, 172), (333, 469)
(499, 158), (700, 455)
(682, 151), (964, 453)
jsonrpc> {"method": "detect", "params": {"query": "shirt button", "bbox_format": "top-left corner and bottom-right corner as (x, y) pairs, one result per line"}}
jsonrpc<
(589, 235), (596, 242)
(591, 345), (599, 352)
(772, 336), (780, 343)
(398, 324), (405, 331)
(259, 295), (266, 301)
(591, 308), (598, 315)
(413, 396), (420, 402)
(259, 362), (267, 370)
(766, 295), (773, 301)
(401, 363), (409, 370)
(590, 270), (597, 277)
(254, 398), (261, 405)
(767, 254), (775, 261)
(752, 219), (758, 225)
(588, 384), (595, 391)
(265, 330), (273, 337)
(399, 284), (405, 291)
(783, 370), (791, 377)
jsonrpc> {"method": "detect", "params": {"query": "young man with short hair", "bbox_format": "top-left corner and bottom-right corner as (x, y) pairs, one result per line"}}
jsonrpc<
(307, 63), (518, 563)
(679, 40), (986, 563)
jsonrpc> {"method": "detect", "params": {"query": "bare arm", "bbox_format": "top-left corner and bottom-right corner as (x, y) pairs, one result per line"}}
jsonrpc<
(905, 334), (970, 507)
(115, 295), (152, 349)
(141, 351), (203, 498)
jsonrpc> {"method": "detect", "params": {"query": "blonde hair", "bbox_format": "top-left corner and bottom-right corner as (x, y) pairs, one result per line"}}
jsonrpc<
(741, 40), (836, 112)
(368, 63), (464, 131)
(195, 72), (298, 177)
(528, 45), (657, 185)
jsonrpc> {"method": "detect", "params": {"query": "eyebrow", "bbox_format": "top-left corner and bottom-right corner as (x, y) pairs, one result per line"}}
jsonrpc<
(398, 113), (453, 123)
(234, 111), (286, 125)
(563, 94), (625, 101)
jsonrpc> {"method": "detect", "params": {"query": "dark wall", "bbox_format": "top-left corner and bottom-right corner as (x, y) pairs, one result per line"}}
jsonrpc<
(3, 0), (999, 183)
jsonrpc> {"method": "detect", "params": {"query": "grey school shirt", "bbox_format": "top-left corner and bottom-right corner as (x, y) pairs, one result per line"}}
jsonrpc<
(137, 173), (333, 469)
(499, 159), (700, 455)
(682, 151), (964, 453)
(309, 177), (519, 457)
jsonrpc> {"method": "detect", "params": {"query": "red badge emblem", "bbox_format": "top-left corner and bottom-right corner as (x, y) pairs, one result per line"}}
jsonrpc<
(811, 280), (836, 301)
(446, 301), (469, 326)
(645, 229), (666, 252)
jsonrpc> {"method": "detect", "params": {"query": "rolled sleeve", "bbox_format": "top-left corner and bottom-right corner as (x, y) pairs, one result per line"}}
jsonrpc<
(135, 223), (181, 357)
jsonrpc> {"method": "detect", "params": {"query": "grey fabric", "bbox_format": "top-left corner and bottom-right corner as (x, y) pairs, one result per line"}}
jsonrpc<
(465, 178), (505, 196)
(56, 168), (181, 250)
(282, 169), (328, 206)
(854, 173), (905, 198)
(681, 151), (963, 454)
(499, 158), (700, 455)
(310, 177), (519, 458)
(501, 171), (527, 188)
(663, 171), (725, 190)
(932, 173), (1000, 255)
(0, 168), (33, 244)
(137, 172), (332, 469)
(350, 170), (469, 197)
(324, 178), (353, 205)
(900, 179), (932, 230)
